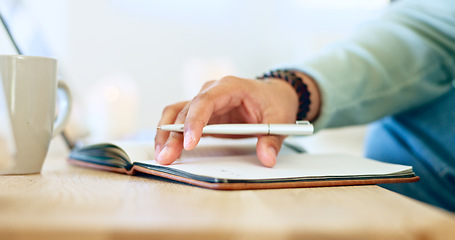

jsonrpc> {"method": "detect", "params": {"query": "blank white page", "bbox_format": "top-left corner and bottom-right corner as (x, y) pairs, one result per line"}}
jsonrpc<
(135, 153), (411, 180)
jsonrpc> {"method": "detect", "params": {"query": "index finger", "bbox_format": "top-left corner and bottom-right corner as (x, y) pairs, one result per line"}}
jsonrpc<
(155, 101), (187, 156)
(182, 79), (243, 150)
(181, 91), (216, 150)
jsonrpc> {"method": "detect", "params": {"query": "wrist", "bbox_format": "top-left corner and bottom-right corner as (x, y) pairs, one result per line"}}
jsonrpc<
(258, 69), (321, 121)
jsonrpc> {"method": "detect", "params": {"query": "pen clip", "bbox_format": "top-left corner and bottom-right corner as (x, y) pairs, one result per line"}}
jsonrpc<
(295, 120), (310, 125)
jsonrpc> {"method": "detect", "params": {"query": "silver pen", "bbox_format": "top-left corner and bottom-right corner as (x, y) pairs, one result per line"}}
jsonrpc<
(157, 121), (313, 136)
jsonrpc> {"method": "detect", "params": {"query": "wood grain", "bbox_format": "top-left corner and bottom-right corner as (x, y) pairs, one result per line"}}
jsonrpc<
(1, 155), (454, 240)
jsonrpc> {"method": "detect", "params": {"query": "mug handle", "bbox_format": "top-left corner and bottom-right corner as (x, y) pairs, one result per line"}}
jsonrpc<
(52, 80), (72, 137)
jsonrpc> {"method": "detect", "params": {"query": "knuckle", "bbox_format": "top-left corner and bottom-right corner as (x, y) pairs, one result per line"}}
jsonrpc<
(219, 75), (238, 83)
(192, 91), (212, 104)
(162, 105), (177, 115)
(193, 118), (206, 129)
(176, 109), (188, 119)
(161, 105), (173, 115)
(162, 102), (185, 115)
(169, 131), (184, 142)
(200, 80), (216, 90)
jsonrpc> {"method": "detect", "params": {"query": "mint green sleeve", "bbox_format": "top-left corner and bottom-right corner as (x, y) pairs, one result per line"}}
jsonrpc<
(298, 0), (455, 131)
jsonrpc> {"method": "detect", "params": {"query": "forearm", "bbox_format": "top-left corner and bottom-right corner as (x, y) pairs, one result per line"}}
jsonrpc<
(296, 0), (455, 131)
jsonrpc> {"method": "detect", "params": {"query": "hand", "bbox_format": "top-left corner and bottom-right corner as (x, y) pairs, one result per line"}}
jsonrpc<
(154, 75), (300, 167)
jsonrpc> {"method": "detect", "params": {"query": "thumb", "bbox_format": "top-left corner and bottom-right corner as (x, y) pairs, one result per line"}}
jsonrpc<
(256, 135), (286, 167)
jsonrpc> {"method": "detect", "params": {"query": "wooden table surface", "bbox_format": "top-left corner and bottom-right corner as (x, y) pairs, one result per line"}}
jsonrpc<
(1, 145), (455, 240)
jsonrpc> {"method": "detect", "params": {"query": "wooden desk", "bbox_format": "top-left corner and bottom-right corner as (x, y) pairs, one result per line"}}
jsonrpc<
(1, 153), (454, 240)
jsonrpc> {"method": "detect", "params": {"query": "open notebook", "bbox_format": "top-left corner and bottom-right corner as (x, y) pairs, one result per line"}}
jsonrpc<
(68, 138), (419, 190)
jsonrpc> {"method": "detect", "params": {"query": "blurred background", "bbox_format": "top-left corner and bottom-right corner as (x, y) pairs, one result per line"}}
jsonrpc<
(1, 0), (390, 154)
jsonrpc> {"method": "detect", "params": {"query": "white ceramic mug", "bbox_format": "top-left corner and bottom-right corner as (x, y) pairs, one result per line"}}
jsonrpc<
(0, 55), (72, 174)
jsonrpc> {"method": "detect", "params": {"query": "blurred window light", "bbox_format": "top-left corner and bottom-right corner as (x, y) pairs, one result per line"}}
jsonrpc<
(0, 0), (52, 57)
(291, 0), (390, 10)
(109, 0), (233, 22)
(108, 0), (390, 29)
(110, 0), (390, 15)
(104, 85), (121, 103)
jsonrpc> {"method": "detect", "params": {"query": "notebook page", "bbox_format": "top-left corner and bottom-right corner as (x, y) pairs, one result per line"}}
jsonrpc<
(136, 153), (412, 180)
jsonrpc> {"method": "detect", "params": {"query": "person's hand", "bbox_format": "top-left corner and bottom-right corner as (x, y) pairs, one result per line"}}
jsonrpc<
(154, 75), (300, 167)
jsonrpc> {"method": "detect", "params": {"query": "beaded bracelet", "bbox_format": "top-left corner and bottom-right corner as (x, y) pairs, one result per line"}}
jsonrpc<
(257, 69), (311, 120)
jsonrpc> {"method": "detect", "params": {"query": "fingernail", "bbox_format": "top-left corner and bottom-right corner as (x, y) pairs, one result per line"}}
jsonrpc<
(184, 131), (195, 150)
(156, 146), (169, 163)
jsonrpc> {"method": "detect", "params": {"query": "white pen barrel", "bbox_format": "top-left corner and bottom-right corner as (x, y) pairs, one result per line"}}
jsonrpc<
(202, 124), (269, 135)
(269, 124), (313, 135)
(159, 123), (314, 135)
(159, 124), (185, 132)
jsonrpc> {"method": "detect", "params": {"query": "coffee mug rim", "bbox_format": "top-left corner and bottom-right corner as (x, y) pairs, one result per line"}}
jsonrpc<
(0, 54), (56, 62)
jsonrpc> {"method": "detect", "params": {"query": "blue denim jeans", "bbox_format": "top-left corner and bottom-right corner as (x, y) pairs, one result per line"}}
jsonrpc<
(364, 89), (455, 212)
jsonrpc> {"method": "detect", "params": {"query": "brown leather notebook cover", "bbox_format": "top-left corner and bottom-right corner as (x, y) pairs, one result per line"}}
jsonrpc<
(68, 142), (419, 190)
(68, 158), (419, 190)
